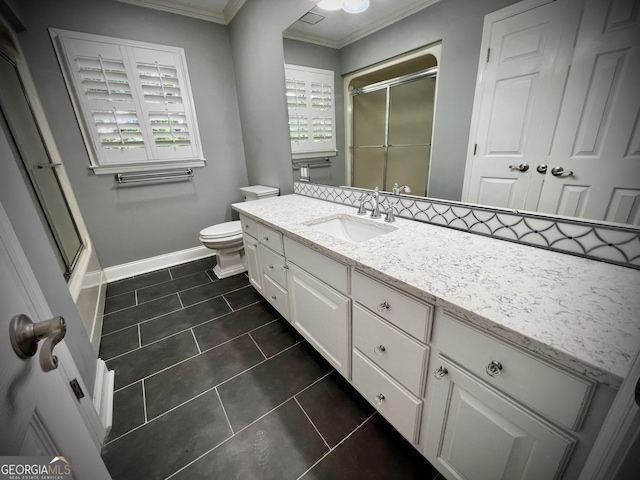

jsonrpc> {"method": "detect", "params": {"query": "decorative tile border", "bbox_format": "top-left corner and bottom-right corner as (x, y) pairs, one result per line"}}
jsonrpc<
(294, 182), (640, 270)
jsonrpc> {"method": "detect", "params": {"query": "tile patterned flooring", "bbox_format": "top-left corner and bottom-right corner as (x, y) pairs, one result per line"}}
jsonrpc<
(100, 257), (440, 480)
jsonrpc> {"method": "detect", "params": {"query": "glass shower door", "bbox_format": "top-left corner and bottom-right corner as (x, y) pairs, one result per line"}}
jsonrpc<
(0, 53), (83, 279)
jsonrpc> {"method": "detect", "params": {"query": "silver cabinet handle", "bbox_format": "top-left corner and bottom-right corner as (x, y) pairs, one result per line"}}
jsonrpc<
(486, 360), (503, 377)
(268, 265), (274, 270)
(508, 163), (529, 172)
(270, 295), (277, 302)
(377, 301), (390, 313)
(374, 393), (385, 405)
(374, 345), (386, 356)
(10, 314), (66, 372)
(536, 164), (547, 174)
(433, 366), (448, 379)
(262, 236), (269, 242)
(551, 166), (573, 177)
(33, 163), (62, 169)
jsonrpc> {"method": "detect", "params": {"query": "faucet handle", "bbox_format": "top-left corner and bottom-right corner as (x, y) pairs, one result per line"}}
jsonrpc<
(357, 193), (368, 215)
(380, 200), (395, 223)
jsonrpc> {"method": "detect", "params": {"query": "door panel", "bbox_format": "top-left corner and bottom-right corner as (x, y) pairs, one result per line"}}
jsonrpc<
(0, 201), (110, 477)
(464, 0), (582, 210)
(538, 0), (640, 223)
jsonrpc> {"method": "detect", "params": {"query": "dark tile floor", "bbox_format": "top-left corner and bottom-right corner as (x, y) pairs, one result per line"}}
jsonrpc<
(100, 256), (440, 480)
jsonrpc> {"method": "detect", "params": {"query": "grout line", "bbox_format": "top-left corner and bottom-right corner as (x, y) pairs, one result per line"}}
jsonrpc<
(248, 332), (267, 360)
(205, 270), (215, 282)
(168, 268), (174, 280)
(191, 329), (201, 354)
(296, 412), (377, 480)
(138, 324), (141, 349)
(294, 397), (330, 450)
(177, 292), (185, 309)
(221, 295), (234, 312)
(141, 379), (148, 423)
(215, 387), (234, 435)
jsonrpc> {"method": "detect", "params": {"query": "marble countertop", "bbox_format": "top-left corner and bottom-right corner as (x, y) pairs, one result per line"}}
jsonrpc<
(233, 194), (640, 388)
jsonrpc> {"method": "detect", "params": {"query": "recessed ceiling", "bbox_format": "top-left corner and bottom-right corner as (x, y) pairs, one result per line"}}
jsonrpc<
(110, 0), (246, 24)
(284, 0), (442, 49)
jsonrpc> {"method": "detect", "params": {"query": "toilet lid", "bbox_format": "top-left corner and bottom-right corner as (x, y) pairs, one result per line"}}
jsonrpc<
(199, 220), (242, 239)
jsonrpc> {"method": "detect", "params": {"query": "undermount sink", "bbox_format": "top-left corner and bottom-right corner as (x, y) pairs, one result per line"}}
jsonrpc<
(304, 214), (397, 243)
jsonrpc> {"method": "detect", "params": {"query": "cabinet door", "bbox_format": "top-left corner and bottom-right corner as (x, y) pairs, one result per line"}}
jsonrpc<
(423, 358), (575, 480)
(287, 262), (350, 378)
(243, 234), (262, 295)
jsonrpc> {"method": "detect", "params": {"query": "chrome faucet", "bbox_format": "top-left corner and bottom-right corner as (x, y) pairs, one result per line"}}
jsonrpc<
(392, 183), (411, 195)
(357, 187), (382, 218)
(380, 200), (395, 222)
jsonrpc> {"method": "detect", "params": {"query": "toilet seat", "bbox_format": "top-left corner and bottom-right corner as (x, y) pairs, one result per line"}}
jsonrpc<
(199, 220), (242, 240)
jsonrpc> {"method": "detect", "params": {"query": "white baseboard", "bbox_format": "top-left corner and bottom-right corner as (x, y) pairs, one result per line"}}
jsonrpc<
(93, 358), (114, 439)
(103, 246), (215, 283)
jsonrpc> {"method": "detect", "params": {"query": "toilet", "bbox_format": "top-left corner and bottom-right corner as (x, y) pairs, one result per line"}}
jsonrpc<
(199, 185), (279, 279)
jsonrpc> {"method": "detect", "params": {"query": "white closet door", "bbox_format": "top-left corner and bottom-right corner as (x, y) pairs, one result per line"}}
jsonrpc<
(463, 0), (580, 210)
(537, 0), (640, 224)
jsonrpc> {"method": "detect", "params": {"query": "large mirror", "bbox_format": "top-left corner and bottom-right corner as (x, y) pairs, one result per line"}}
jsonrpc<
(283, 0), (640, 227)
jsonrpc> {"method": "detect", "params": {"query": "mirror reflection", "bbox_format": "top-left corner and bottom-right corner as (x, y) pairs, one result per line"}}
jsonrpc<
(283, 0), (640, 227)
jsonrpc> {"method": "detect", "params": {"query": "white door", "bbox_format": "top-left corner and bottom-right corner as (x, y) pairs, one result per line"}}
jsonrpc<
(463, 0), (582, 209)
(0, 202), (111, 479)
(536, 0), (640, 224)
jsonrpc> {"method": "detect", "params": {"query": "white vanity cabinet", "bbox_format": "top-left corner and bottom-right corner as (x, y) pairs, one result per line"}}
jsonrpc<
(284, 237), (351, 378)
(351, 271), (433, 444)
(239, 215), (289, 320)
(421, 310), (596, 480)
(240, 215), (263, 295)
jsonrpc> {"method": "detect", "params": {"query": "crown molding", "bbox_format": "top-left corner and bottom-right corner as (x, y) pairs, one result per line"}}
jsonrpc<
(112, 0), (228, 24)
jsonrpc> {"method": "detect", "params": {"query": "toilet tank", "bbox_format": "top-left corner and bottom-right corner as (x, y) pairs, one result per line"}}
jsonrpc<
(239, 185), (279, 201)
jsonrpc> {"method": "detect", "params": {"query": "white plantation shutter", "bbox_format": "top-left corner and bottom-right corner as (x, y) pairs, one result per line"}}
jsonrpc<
(51, 29), (204, 174)
(285, 65), (336, 159)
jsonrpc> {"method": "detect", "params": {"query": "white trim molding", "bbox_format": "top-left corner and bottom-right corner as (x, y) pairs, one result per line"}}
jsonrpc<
(93, 359), (115, 440)
(103, 245), (215, 283)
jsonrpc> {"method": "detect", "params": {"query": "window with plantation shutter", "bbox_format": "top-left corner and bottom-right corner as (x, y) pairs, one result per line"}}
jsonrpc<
(284, 64), (336, 160)
(50, 29), (205, 174)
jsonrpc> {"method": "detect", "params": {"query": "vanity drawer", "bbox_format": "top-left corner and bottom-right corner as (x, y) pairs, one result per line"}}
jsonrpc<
(240, 214), (257, 238)
(353, 304), (428, 397)
(263, 274), (290, 321)
(259, 244), (287, 288)
(284, 237), (348, 293)
(352, 271), (432, 342)
(257, 223), (284, 255)
(352, 349), (422, 444)
(433, 311), (594, 430)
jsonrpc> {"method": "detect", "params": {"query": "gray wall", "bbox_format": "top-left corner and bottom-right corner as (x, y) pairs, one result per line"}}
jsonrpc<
(232, 0), (519, 202)
(228, 0), (311, 194)
(0, 111), (97, 392)
(283, 38), (345, 187)
(9, 0), (248, 268)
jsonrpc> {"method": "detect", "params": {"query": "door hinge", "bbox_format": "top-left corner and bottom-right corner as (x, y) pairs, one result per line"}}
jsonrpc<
(473, 144), (478, 155)
(69, 378), (85, 401)
(486, 48), (491, 63)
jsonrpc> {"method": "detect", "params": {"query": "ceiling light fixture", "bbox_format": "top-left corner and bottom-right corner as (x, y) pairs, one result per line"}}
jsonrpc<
(314, 0), (370, 13)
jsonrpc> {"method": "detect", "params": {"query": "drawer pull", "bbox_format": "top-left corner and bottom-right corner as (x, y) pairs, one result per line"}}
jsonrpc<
(270, 295), (277, 302)
(485, 360), (503, 378)
(374, 345), (386, 356)
(433, 366), (448, 379)
(283, 265), (289, 270)
(263, 236), (269, 242)
(377, 301), (390, 313)
(268, 265), (274, 270)
(374, 393), (385, 405)
(244, 224), (249, 228)
(253, 243), (258, 248)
